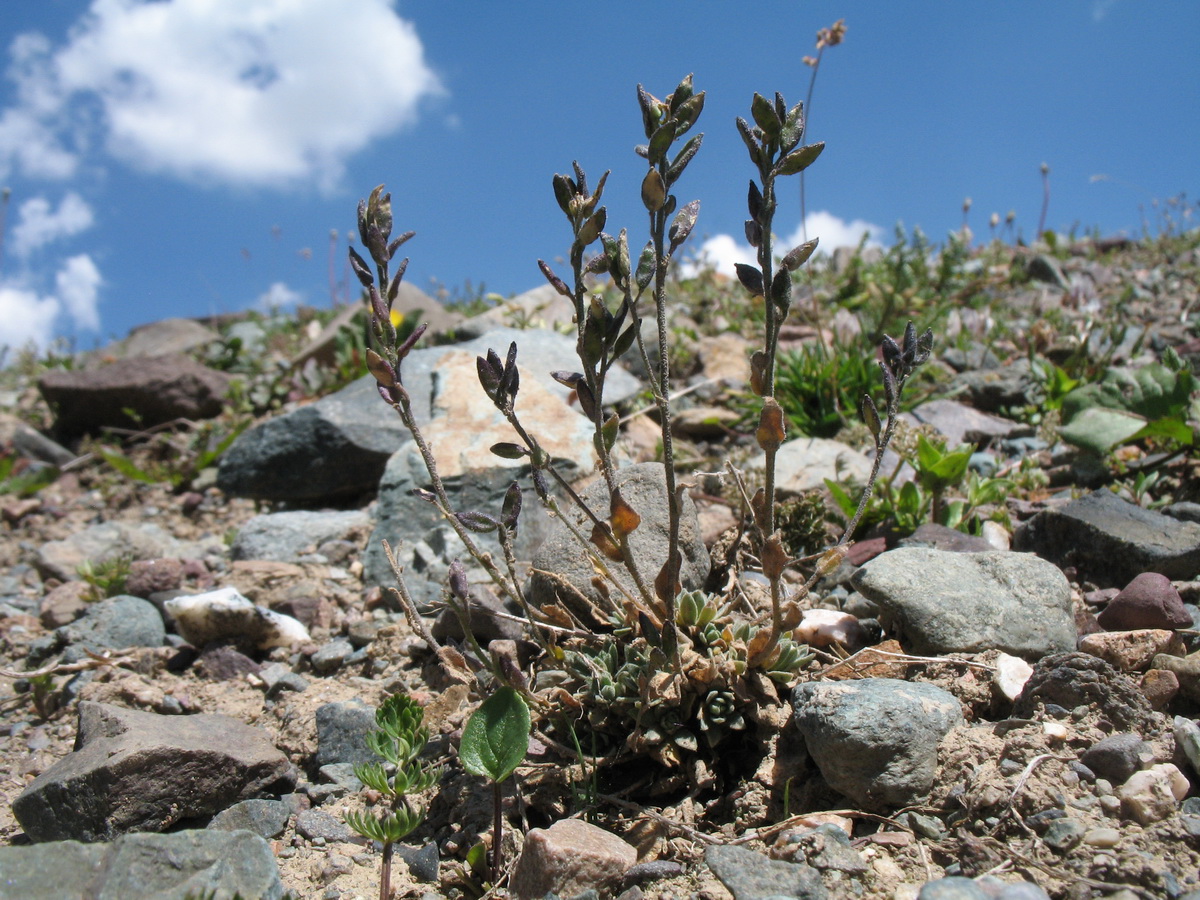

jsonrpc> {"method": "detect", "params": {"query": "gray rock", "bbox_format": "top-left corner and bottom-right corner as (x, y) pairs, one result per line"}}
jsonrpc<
(916, 877), (990, 900)
(363, 342), (599, 602)
(1042, 818), (1086, 851)
(1080, 733), (1147, 784)
(705, 844), (827, 900)
(1026, 254), (1070, 289)
(907, 398), (1022, 447)
(36, 521), (183, 582)
(747, 436), (872, 495)
(953, 359), (1036, 412)
(57, 595), (165, 659)
(207, 798), (292, 838)
(0, 829), (283, 900)
(231, 509), (370, 562)
(296, 808), (356, 843)
(260, 662), (309, 696)
(792, 678), (963, 810)
(851, 548), (1074, 659)
(0, 413), (75, 466)
(1165, 501), (1200, 524)
(310, 638), (355, 674)
(103, 317), (220, 360)
(777, 823), (867, 874)
(39, 354), (231, 437)
(896, 523), (994, 553)
(1013, 489), (1200, 586)
(218, 327), (638, 502)
(315, 700), (378, 767)
(527, 463), (710, 625)
(13, 702), (295, 842)
(395, 841), (441, 883)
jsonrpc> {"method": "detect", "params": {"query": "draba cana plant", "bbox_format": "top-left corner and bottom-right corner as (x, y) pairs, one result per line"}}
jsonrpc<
(351, 76), (932, 781)
(344, 693), (442, 900)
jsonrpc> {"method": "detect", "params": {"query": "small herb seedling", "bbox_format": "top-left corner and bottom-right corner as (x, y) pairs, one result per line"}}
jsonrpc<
(459, 686), (530, 883)
(344, 694), (442, 900)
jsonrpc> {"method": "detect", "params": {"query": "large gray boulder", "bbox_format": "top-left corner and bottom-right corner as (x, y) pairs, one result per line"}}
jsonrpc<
(851, 548), (1075, 659)
(218, 327), (639, 502)
(14, 702), (295, 842)
(363, 346), (598, 603)
(793, 678), (963, 810)
(527, 463), (710, 623)
(1014, 489), (1200, 586)
(0, 830), (283, 900)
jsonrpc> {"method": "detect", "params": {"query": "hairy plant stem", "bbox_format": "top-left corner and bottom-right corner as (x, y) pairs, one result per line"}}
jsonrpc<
(380, 840), (394, 900)
(649, 201), (682, 664)
(755, 161), (787, 651)
(491, 780), (504, 883)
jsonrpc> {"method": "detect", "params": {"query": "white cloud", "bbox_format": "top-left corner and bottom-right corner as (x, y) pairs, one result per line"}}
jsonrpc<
(10, 192), (95, 258)
(0, 283), (60, 351)
(255, 280), (303, 311)
(0, 0), (443, 188)
(0, 253), (103, 350)
(684, 210), (885, 278)
(55, 253), (103, 332)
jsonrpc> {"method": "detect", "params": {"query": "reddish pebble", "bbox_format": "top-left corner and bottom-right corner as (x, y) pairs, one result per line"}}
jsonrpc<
(1097, 572), (1192, 631)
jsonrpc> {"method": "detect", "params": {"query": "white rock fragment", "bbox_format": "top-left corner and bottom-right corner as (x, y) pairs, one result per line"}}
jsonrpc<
(993, 652), (1034, 701)
(165, 587), (310, 650)
(1117, 763), (1188, 825)
(795, 608), (866, 649)
(1173, 716), (1200, 778)
(981, 520), (1010, 551)
(1042, 721), (1069, 742)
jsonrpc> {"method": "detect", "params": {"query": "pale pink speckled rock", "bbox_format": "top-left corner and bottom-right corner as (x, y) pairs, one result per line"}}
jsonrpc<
(510, 818), (636, 900)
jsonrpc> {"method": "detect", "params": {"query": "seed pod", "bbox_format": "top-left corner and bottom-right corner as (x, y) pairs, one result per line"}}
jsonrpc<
(590, 522), (623, 562)
(641, 169), (667, 212)
(859, 394), (881, 439)
(762, 532), (789, 582)
(756, 398), (786, 453)
(781, 238), (819, 271)
(365, 349), (395, 388)
(610, 491), (641, 542)
(750, 350), (769, 396)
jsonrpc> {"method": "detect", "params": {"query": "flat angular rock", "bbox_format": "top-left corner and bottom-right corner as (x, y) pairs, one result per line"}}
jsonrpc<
(231, 509), (370, 563)
(510, 818), (637, 900)
(39, 354), (231, 436)
(527, 463), (710, 624)
(100, 317), (220, 360)
(0, 413), (74, 465)
(218, 327), (636, 502)
(792, 678), (963, 811)
(36, 521), (184, 582)
(705, 844), (827, 900)
(1013, 489), (1200, 586)
(362, 348), (595, 602)
(58, 595), (165, 657)
(0, 829), (283, 900)
(747, 436), (872, 495)
(315, 700), (378, 767)
(1078, 629), (1186, 672)
(907, 398), (1022, 447)
(14, 702), (295, 842)
(851, 548), (1075, 659)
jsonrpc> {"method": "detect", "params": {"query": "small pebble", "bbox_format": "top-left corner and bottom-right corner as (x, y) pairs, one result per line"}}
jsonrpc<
(1083, 827), (1121, 848)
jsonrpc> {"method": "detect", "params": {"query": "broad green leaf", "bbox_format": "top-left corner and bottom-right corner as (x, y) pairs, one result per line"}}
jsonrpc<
(1058, 406), (1146, 455)
(1128, 417), (1195, 448)
(459, 686), (530, 784)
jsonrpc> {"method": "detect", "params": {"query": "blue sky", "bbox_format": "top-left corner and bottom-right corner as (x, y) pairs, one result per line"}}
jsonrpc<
(0, 0), (1195, 351)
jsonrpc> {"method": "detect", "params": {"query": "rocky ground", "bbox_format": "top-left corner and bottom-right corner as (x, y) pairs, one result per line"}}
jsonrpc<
(1, 231), (1200, 900)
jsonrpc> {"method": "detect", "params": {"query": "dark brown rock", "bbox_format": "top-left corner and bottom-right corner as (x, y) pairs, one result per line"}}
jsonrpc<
(1013, 651), (1158, 734)
(124, 558), (185, 598)
(1098, 572), (1192, 631)
(39, 354), (231, 436)
(13, 701), (295, 842)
